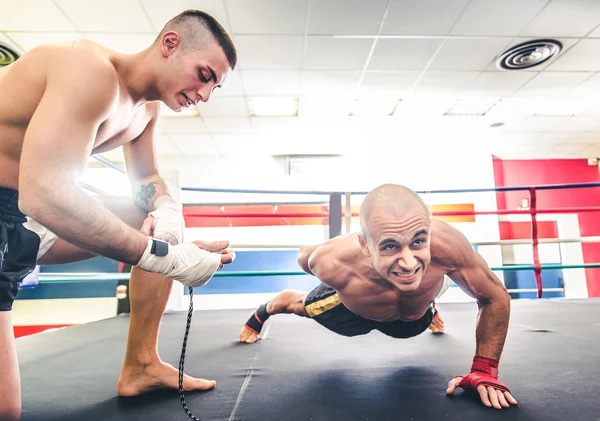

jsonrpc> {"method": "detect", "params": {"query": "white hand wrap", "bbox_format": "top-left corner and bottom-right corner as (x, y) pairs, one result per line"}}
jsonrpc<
(135, 238), (222, 287)
(149, 195), (183, 245)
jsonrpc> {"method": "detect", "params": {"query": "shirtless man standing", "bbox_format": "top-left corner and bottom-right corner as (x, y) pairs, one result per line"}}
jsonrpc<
(0, 10), (236, 420)
(240, 184), (518, 410)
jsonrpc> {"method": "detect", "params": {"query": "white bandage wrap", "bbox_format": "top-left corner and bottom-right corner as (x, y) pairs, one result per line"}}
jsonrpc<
(136, 238), (222, 287)
(149, 195), (183, 245)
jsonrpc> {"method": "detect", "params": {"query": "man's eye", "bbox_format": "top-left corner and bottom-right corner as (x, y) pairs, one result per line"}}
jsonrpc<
(414, 239), (424, 245)
(385, 245), (396, 250)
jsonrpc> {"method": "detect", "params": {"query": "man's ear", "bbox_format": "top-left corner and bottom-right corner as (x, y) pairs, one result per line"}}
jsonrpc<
(358, 233), (371, 257)
(161, 31), (181, 57)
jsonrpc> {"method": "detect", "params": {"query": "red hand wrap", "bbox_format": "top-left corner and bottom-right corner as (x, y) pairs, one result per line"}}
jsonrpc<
(457, 356), (511, 393)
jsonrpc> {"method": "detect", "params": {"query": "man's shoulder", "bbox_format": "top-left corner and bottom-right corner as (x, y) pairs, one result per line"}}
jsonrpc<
(430, 218), (474, 269)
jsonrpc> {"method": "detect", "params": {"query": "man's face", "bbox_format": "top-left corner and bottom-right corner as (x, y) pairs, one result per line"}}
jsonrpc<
(360, 206), (431, 293)
(160, 37), (231, 111)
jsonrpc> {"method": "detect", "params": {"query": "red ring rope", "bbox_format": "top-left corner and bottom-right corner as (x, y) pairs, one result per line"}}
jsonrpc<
(529, 187), (543, 298)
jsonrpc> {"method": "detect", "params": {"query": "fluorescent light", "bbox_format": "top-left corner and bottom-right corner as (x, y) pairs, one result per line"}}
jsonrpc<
(248, 97), (299, 117)
(159, 103), (199, 118)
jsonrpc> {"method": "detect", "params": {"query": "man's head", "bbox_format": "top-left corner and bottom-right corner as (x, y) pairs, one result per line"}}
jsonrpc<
(358, 184), (431, 293)
(153, 10), (237, 111)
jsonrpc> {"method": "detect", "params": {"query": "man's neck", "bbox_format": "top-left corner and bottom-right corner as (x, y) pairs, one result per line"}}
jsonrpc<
(113, 49), (158, 105)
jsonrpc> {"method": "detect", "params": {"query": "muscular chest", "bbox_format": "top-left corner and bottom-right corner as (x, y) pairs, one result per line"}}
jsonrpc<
(92, 103), (148, 153)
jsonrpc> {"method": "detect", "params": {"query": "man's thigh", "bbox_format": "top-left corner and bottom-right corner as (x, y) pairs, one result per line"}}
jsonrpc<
(37, 195), (148, 265)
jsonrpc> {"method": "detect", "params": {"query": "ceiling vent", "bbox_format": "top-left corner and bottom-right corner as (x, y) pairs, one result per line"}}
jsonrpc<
(0, 43), (19, 67)
(496, 39), (562, 70)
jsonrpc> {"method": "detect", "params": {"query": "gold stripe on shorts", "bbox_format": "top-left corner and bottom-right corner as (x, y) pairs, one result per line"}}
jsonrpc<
(305, 293), (342, 318)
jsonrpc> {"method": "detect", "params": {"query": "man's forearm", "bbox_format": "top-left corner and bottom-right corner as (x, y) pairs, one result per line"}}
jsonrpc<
(21, 182), (148, 265)
(474, 296), (511, 361)
(132, 175), (171, 212)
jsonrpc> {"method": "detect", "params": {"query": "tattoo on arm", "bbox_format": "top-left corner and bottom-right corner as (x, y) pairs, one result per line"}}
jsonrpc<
(136, 182), (158, 205)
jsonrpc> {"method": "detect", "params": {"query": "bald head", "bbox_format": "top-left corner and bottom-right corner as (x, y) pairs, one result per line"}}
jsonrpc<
(156, 10), (237, 69)
(359, 184), (430, 238)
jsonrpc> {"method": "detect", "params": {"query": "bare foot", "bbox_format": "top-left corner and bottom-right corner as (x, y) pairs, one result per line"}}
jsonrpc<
(239, 325), (260, 343)
(428, 312), (445, 334)
(117, 360), (216, 397)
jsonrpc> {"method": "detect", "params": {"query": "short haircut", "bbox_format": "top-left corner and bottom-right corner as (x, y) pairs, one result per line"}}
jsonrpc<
(158, 10), (237, 70)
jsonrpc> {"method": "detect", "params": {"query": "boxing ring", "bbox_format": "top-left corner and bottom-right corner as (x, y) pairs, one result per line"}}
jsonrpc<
(15, 172), (600, 421)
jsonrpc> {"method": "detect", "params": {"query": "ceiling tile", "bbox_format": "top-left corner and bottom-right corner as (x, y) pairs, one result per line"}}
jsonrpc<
(547, 142), (593, 157)
(304, 37), (372, 70)
(213, 71), (245, 97)
(226, 0), (307, 34)
(298, 97), (353, 119)
(451, 0), (547, 36)
(241, 71), (302, 96)
(566, 73), (600, 97)
(521, 0), (600, 37)
(429, 38), (513, 71)
(381, 0), (468, 35)
(368, 39), (443, 71)
(197, 97), (249, 118)
(55, 0), (154, 32)
(83, 33), (156, 54)
(301, 70), (361, 96)
(545, 39), (600, 71)
(412, 71), (478, 95)
(360, 72), (421, 96)
(140, 0), (231, 33)
(507, 116), (569, 132)
(0, 0), (77, 31)
(169, 134), (220, 156)
(204, 117), (253, 133)
(307, 0), (388, 35)
(515, 72), (593, 96)
(471, 71), (535, 96)
(552, 117), (600, 132)
(235, 35), (303, 70)
(4, 32), (83, 51)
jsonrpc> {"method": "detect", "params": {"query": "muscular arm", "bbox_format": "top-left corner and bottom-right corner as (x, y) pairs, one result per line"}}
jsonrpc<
(18, 51), (148, 265)
(122, 102), (172, 212)
(439, 224), (511, 361)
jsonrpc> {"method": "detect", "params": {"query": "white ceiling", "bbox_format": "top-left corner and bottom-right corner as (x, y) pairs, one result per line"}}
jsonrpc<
(3, 0), (600, 162)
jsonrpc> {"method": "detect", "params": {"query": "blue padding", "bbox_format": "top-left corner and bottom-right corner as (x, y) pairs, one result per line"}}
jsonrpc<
(503, 265), (565, 299)
(185, 250), (319, 295)
(15, 279), (118, 300)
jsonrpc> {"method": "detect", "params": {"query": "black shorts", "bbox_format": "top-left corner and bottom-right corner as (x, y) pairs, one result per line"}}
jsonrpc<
(0, 187), (41, 311)
(304, 283), (435, 339)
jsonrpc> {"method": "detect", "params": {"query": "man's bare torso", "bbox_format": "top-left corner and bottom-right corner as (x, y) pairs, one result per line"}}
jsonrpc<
(320, 219), (454, 323)
(0, 40), (153, 189)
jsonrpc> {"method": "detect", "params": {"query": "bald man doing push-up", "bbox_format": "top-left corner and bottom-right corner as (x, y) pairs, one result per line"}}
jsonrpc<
(240, 184), (517, 410)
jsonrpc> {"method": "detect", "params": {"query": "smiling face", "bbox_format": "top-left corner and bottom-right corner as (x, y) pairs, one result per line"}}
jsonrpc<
(358, 184), (431, 293)
(156, 32), (231, 111)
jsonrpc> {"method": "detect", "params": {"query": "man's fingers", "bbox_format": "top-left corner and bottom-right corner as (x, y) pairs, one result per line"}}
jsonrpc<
(505, 391), (518, 405)
(446, 377), (461, 394)
(220, 250), (236, 264)
(193, 240), (230, 252)
(141, 216), (154, 236)
(487, 386), (501, 409)
(477, 385), (492, 407)
(497, 390), (510, 408)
